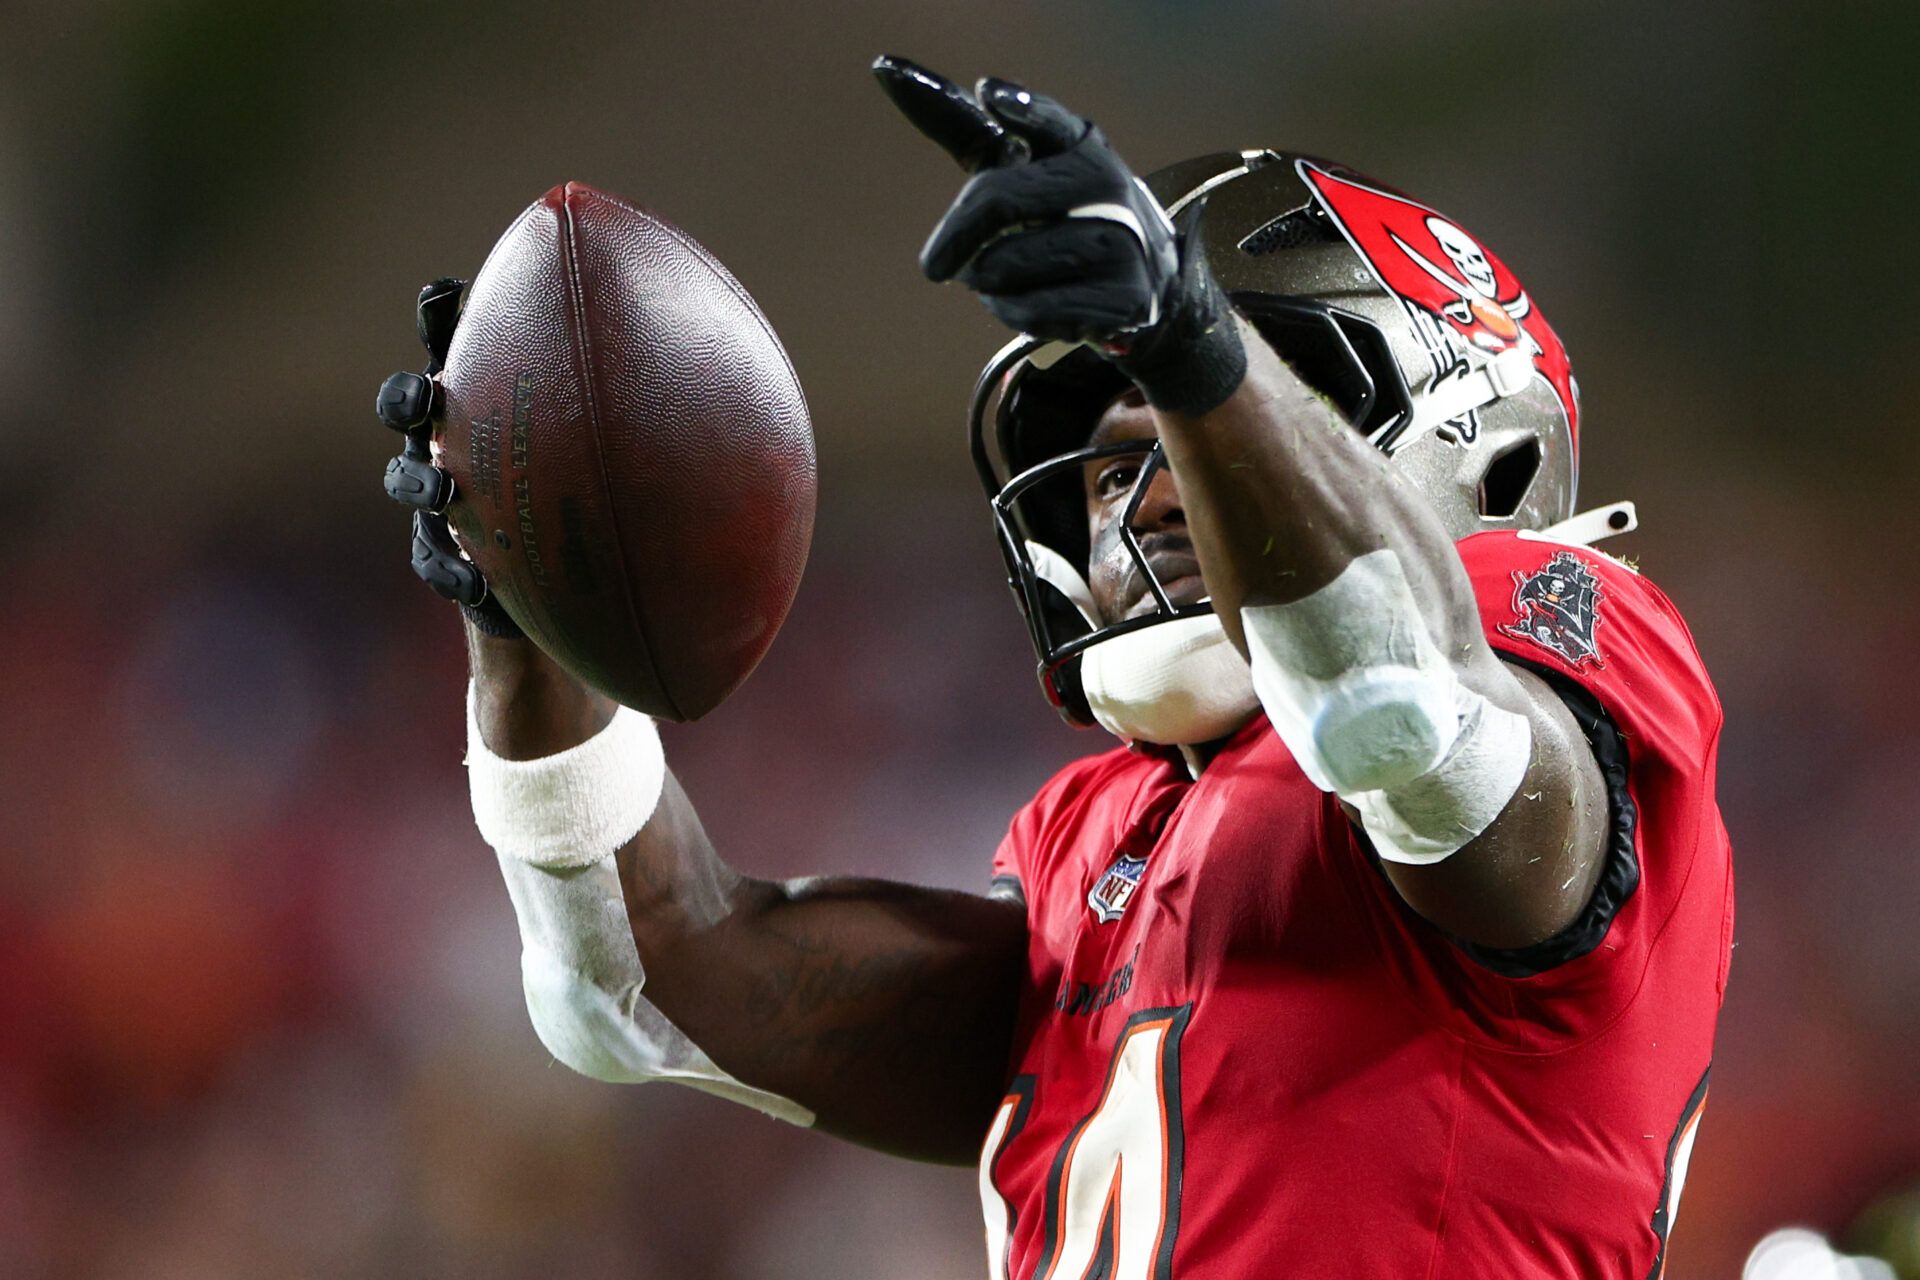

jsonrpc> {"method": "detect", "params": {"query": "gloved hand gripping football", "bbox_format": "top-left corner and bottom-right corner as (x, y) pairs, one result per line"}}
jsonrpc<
(375, 279), (523, 638)
(874, 56), (1248, 416)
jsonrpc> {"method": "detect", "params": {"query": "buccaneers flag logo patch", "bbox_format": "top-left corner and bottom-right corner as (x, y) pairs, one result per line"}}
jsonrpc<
(1501, 551), (1605, 667)
(1298, 159), (1578, 448)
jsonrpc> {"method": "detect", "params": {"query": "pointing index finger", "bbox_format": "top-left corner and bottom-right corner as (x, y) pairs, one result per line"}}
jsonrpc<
(872, 55), (1028, 172)
(976, 79), (1088, 158)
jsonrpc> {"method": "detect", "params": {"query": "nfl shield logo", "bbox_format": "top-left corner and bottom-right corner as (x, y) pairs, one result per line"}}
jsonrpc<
(1088, 854), (1149, 924)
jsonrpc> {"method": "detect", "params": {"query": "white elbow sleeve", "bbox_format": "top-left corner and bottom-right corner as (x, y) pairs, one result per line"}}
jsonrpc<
(466, 686), (813, 1126)
(1240, 550), (1532, 865)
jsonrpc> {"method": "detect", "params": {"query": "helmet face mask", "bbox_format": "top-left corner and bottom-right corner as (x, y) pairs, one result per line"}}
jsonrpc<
(970, 150), (1580, 726)
(995, 439), (1208, 644)
(973, 351), (1161, 722)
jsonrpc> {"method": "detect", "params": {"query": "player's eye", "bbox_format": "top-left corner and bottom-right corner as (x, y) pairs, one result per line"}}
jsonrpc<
(1094, 462), (1140, 500)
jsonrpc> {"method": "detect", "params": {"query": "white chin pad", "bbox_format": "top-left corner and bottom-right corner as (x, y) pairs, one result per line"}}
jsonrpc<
(467, 686), (813, 1125)
(1080, 613), (1259, 747)
(1241, 550), (1530, 863)
(1027, 539), (1259, 747)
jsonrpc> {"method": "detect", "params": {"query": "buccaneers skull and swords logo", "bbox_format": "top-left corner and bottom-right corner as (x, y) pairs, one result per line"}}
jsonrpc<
(1500, 551), (1606, 667)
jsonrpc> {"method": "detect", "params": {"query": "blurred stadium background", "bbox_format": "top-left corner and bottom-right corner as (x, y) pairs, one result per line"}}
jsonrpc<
(2, 1), (1917, 1276)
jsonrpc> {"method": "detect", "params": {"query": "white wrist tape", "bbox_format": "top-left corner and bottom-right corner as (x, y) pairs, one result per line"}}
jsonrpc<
(466, 687), (666, 869)
(465, 685), (813, 1125)
(1345, 681), (1533, 865)
(1241, 550), (1531, 864)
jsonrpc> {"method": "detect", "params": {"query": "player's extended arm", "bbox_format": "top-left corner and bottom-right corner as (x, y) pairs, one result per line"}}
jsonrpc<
(378, 281), (1023, 1166)
(467, 628), (1026, 1166)
(1148, 332), (1607, 948)
(880, 59), (1606, 950)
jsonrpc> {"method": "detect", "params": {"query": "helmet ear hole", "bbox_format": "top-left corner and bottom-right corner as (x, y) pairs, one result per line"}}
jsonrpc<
(1479, 439), (1542, 519)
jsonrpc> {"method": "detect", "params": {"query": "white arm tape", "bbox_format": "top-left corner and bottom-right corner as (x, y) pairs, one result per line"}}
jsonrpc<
(1240, 549), (1532, 864)
(1345, 682), (1533, 865)
(466, 685), (813, 1125)
(465, 686), (665, 869)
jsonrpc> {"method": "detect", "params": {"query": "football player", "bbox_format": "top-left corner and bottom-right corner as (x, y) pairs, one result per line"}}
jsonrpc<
(376, 59), (1732, 1278)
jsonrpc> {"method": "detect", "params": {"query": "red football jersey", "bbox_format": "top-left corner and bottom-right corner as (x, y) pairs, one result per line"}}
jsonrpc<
(982, 530), (1731, 1279)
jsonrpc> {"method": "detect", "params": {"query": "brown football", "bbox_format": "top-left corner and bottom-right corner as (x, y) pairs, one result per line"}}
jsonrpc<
(435, 182), (815, 720)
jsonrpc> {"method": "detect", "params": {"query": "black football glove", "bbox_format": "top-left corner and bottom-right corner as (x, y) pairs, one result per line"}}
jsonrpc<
(874, 56), (1247, 416)
(375, 278), (523, 638)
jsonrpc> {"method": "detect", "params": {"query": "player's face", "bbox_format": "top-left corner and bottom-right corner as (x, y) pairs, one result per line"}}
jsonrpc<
(1082, 390), (1204, 624)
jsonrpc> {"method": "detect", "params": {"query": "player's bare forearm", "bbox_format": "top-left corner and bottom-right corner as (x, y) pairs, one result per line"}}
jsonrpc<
(467, 624), (1024, 1165)
(622, 809), (1026, 1164)
(466, 624), (619, 758)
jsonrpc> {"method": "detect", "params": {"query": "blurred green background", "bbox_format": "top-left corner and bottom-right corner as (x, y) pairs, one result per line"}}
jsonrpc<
(1, 2), (1916, 1276)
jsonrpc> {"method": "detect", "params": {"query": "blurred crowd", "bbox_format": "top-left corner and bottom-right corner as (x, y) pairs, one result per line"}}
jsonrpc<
(0, 510), (1082, 1278)
(2, 0), (1917, 1276)
(1, 484), (1915, 1278)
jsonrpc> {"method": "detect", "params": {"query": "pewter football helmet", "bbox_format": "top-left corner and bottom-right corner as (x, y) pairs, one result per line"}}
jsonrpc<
(970, 150), (1581, 725)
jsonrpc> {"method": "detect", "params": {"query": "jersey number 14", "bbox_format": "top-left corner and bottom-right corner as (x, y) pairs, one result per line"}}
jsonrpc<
(980, 1005), (1192, 1280)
